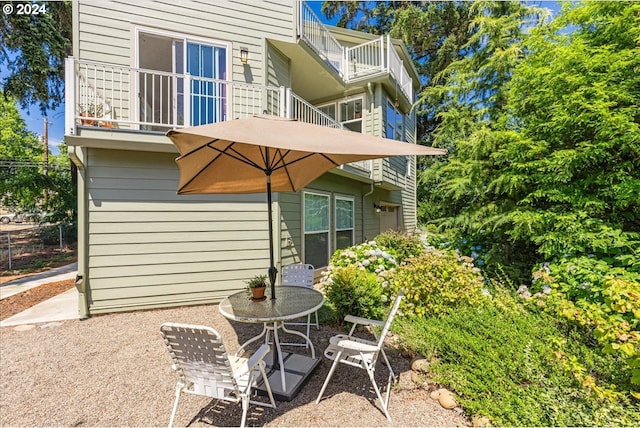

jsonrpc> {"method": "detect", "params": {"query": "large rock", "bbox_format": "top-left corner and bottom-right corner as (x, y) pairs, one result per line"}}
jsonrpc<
(438, 389), (458, 410)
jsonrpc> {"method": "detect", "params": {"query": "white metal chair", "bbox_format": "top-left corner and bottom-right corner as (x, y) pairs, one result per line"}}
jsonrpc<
(160, 322), (276, 428)
(315, 291), (404, 421)
(280, 263), (318, 346)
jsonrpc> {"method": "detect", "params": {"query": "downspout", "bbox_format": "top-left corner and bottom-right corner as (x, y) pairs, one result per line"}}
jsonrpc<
(67, 145), (89, 319)
(361, 82), (377, 242)
(362, 182), (374, 242)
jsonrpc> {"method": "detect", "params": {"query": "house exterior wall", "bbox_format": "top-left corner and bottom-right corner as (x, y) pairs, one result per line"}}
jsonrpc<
(75, 0), (296, 85)
(83, 147), (273, 313)
(70, 0), (423, 315)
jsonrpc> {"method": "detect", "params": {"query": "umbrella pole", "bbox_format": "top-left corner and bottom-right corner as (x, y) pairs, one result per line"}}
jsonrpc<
(266, 174), (277, 300)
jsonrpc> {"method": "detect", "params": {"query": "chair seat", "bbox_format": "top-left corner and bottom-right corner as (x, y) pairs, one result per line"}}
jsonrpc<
(324, 334), (378, 367)
(316, 292), (404, 422)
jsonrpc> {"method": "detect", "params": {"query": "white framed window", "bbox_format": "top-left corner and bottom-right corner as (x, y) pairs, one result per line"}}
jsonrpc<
(339, 97), (363, 133)
(335, 196), (355, 250)
(135, 27), (230, 127)
(386, 100), (404, 141)
(303, 191), (331, 268)
(318, 96), (364, 133)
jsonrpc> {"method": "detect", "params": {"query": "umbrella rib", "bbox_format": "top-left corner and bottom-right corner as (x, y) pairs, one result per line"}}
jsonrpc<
(177, 142), (227, 193)
(207, 142), (265, 171)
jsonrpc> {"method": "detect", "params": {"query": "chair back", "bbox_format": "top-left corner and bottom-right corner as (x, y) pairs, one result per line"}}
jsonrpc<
(376, 291), (404, 348)
(160, 322), (238, 398)
(281, 263), (315, 288)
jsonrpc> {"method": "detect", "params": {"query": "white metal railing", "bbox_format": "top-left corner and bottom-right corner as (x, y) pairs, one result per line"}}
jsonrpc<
(345, 37), (384, 80)
(288, 91), (342, 129)
(298, 3), (413, 101)
(386, 36), (413, 101)
(65, 58), (343, 134)
(299, 2), (344, 76)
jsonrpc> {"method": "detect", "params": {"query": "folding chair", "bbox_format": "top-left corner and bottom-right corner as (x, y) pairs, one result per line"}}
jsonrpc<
(280, 263), (318, 347)
(315, 291), (404, 421)
(160, 322), (276, 428)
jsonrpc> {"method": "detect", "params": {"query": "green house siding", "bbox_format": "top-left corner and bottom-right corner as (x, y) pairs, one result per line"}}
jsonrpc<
(84, 148), (273, 313)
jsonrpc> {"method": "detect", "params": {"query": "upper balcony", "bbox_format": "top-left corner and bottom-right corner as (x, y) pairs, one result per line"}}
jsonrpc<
(64, 57), (373, 176)
(297, 2), (414, 103)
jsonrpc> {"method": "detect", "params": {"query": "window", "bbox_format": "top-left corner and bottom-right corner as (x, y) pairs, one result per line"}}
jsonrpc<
(339, 97), (363, 133)
(318, 97), (364, 133)
(137, 29), (228, 128)
(304, 192), (330, 268)
(386, 101), (404, 141)
(335, 197), (354, 250)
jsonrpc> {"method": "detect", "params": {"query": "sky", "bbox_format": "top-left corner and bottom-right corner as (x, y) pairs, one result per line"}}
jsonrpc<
(9, 1), (564, 155)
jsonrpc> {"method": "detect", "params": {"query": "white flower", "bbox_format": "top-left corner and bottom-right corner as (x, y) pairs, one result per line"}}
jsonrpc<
(362, 260), (370, 267)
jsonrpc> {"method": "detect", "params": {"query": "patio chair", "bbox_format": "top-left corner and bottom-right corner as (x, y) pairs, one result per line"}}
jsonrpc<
(315, 291), (404, 421)
(160, 322), (276, 428)
(280, 263), (318, 346)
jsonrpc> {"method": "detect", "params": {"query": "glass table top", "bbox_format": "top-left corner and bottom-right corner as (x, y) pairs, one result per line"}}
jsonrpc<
(219, 286), (324, 323)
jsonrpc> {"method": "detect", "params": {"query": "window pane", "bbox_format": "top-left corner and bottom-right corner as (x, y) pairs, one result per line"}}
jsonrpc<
(305, 232), (329, 267)
(304, 193), (329, 232)
(336, 199), (353, 229)
(336, 230), (353, 250)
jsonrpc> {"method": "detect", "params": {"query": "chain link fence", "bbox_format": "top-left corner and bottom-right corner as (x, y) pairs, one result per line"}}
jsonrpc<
(1, 222), (77, 271)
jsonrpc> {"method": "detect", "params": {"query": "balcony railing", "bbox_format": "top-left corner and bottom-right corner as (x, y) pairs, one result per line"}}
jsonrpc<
(64, 58), (372, 177)
(298, 2), (413, 101)
(65, 58), (342, 136)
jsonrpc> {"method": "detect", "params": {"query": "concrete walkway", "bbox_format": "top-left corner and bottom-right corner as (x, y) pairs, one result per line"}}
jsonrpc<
(0, 263), (79, 327)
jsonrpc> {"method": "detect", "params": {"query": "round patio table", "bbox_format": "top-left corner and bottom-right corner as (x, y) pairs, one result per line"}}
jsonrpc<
(219, 286), (324, 395)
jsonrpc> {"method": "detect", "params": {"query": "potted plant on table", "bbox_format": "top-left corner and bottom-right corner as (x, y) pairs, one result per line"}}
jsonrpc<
(246, 274), (269, 301)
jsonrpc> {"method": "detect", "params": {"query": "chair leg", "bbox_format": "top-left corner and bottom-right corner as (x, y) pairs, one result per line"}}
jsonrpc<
(240, 395), (249, 428)
(316, 350), (342, 403)
(314, 311), (319, 329)
(305, 314), (311, 349)
(364, 361), (392, 421)
(168, 385), (182, 428)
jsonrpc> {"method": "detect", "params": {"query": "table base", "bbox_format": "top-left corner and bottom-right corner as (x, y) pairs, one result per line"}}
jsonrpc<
(255, 351), (321, 401)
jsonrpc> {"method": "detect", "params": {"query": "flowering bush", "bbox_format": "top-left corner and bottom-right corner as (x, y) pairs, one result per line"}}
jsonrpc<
(323, 240), (398, 285)
(530, 257), (640, 400)
(390, 248), (486, 317)
(374, 231), (425, 264)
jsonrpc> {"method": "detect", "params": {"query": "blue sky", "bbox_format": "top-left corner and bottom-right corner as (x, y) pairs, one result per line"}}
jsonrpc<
(9, 1), (563, 155)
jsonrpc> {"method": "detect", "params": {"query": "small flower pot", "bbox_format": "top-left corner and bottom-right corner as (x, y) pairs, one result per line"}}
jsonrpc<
(251, 286), (267, 301)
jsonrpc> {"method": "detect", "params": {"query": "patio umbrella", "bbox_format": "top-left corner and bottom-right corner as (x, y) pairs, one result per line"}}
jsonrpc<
(166, 114), (446, 300)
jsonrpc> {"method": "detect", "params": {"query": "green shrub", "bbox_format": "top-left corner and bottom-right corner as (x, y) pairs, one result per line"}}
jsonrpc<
(391, 248), (485, 317)
(323, 265), (385, 322)
(374, 231), (425, 264)
(396, 290), (640, 426)
(531, 256), (640, 400)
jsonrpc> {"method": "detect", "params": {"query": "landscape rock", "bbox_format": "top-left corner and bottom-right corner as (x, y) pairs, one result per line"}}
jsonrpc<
(438, 389), (458, 410)
(410, 357), (430, 373)
(430, 389), (442, 400)
(472, 415), (492, 427)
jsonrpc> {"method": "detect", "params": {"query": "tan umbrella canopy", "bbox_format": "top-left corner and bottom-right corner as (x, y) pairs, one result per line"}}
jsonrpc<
(166, 114), (446, 299)
(167, 115), (446, 194)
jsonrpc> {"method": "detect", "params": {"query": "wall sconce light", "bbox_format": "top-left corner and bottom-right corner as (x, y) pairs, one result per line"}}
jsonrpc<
(373, 203), (382, 213)
(240, 48), (249, 64)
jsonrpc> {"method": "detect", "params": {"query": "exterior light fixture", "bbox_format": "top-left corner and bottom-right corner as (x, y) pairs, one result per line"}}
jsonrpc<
(373, 203), (382, 213)
(240, 48), (249, 64)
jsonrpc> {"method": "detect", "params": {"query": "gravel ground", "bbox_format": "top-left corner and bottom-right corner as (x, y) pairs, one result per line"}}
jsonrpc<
(0, 304), (469, 427)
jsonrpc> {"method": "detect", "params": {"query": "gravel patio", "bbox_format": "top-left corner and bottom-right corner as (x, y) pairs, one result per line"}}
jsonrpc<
(0, 303), (469, 427)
